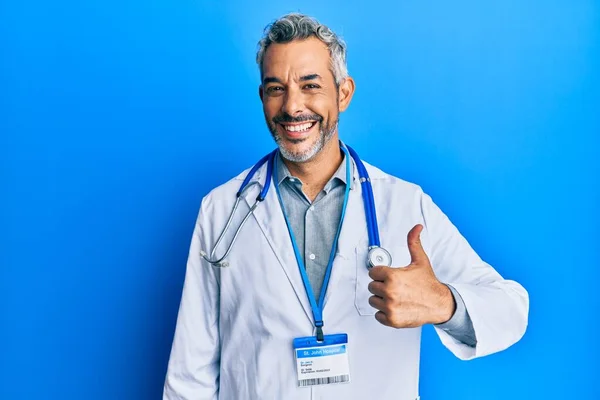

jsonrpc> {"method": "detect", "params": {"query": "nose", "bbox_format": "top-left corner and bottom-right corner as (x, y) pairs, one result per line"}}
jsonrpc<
(281, 87), (304, 116)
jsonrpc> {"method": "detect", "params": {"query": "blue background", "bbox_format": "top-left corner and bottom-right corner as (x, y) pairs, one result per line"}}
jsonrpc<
(1, 0), (599, 399)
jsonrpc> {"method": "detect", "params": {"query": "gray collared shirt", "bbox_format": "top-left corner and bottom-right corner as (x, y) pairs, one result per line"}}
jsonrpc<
(275, 152), (476, 347)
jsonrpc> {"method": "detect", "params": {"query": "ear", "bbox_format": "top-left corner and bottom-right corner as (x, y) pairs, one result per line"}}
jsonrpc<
(338, 77), (356, 112)
(258, 85), (264, 103)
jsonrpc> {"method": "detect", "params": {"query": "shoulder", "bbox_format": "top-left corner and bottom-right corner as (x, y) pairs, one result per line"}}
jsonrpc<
(206, 167), (250, 198)
(362, 161), (453, 227)
(362, 160), (424, 199)
(199, 160), (271, 214)
(197, 165), (253, 214)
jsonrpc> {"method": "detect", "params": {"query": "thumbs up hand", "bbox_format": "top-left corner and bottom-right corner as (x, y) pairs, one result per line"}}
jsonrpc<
(367, 224), (456, 328)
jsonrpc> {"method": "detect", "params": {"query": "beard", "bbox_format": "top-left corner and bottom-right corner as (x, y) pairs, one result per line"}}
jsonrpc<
(267, 112), (339, 163)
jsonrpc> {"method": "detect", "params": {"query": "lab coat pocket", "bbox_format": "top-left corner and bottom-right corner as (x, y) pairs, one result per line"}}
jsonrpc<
(354, 245), (412, 316)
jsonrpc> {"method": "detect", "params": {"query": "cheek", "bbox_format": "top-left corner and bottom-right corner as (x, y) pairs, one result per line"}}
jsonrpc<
(322, 101), (339, 123)
(307, 95), (336, 118)
(262, 105), (275, 121)
(264, 98), (282, 117)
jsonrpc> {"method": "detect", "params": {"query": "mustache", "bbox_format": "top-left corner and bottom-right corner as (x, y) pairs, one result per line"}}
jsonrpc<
(273, 113), (323, 124)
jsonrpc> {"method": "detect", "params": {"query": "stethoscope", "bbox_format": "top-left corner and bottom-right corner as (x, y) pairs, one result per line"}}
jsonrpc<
(200, 143), (392, 269)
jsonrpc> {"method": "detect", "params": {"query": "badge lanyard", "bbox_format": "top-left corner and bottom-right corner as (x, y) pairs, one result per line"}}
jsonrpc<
(273, 146), (352, 341)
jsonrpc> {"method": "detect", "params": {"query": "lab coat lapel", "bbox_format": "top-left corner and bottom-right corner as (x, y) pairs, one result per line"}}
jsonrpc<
(323, 181), (368, 306)
(243, 173), (313, 324)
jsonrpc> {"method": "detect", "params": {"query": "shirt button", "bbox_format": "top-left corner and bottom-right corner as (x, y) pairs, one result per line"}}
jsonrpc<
(289, 178), (295, 182)
(309, 254), (316, 260)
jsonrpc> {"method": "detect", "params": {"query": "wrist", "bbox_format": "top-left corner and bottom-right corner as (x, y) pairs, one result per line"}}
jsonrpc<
(431, 283), (456, 325)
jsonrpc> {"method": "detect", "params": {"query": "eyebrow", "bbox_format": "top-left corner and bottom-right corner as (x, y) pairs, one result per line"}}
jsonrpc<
(263, 76), (282, 85)
(262, 74), (322, 85)
(300, 74), (321, 81)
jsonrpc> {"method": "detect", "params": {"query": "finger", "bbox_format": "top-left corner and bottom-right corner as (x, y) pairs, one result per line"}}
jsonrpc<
(368, 295), (386, 311)
(367, 280), (386, 297)
(407, 224), (427, 265)
(374, 311), (392, 327)
(368, 265), (390, 281)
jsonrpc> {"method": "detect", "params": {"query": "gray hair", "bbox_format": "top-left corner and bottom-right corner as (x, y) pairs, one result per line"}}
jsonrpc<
(256, 13), (348, 86)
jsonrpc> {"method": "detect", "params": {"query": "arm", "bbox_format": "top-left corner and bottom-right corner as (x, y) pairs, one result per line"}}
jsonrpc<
(421, 191), (529, 360)
(163, 200), (221, 399)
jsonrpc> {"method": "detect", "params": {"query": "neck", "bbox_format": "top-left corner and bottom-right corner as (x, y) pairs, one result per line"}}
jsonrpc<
(282, 136), (343, 199)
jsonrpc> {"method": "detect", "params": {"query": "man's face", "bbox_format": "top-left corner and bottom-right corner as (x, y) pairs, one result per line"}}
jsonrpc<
(259, 37), (349, 163)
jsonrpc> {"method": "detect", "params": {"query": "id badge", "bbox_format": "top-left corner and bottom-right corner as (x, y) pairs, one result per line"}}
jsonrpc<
(293, 333), (350, 387)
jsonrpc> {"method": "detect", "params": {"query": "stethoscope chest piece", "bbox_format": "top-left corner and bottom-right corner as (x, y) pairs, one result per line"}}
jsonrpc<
(367, 246), (392, 269)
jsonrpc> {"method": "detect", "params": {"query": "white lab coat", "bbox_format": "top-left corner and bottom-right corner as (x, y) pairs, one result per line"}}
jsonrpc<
(163, 159), (529, 400)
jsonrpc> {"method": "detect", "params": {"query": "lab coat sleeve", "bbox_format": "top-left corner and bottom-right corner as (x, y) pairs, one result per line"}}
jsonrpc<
(435, 285), (477, 347)
(163, 199), (221, 399)
(420, 191), (529, 360)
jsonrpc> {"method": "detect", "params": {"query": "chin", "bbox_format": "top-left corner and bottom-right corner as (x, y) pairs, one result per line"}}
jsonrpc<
(279, 138), (322, 163)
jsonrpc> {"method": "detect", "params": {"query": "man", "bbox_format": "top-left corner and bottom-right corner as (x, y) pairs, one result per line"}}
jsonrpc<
(163, 13), (528, 400)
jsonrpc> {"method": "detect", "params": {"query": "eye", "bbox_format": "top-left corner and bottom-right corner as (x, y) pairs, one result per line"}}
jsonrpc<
(304, 84), (320, 90)
(266, 86), (284, 94)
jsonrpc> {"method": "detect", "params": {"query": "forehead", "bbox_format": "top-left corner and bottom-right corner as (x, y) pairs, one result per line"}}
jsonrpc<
(262, 37), (332, 80)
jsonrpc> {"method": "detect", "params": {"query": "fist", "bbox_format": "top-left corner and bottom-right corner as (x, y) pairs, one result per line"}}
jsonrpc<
(367, 224), (456, 328)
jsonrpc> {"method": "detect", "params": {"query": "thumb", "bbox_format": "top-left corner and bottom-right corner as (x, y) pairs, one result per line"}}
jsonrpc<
(407, 224), (428, 265)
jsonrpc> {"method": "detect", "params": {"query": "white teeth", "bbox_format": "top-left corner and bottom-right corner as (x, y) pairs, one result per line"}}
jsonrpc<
(284, 122), (313, 132)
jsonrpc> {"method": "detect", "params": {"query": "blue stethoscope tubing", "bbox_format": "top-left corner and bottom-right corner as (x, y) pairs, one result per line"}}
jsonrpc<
(200, 144), (391, 269)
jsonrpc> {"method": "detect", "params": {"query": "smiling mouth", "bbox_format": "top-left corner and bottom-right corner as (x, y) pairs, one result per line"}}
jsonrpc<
(280, 121), (317, 133)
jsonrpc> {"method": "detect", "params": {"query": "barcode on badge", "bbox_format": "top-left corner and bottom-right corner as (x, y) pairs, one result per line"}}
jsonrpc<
(298, 374), (350, 387)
